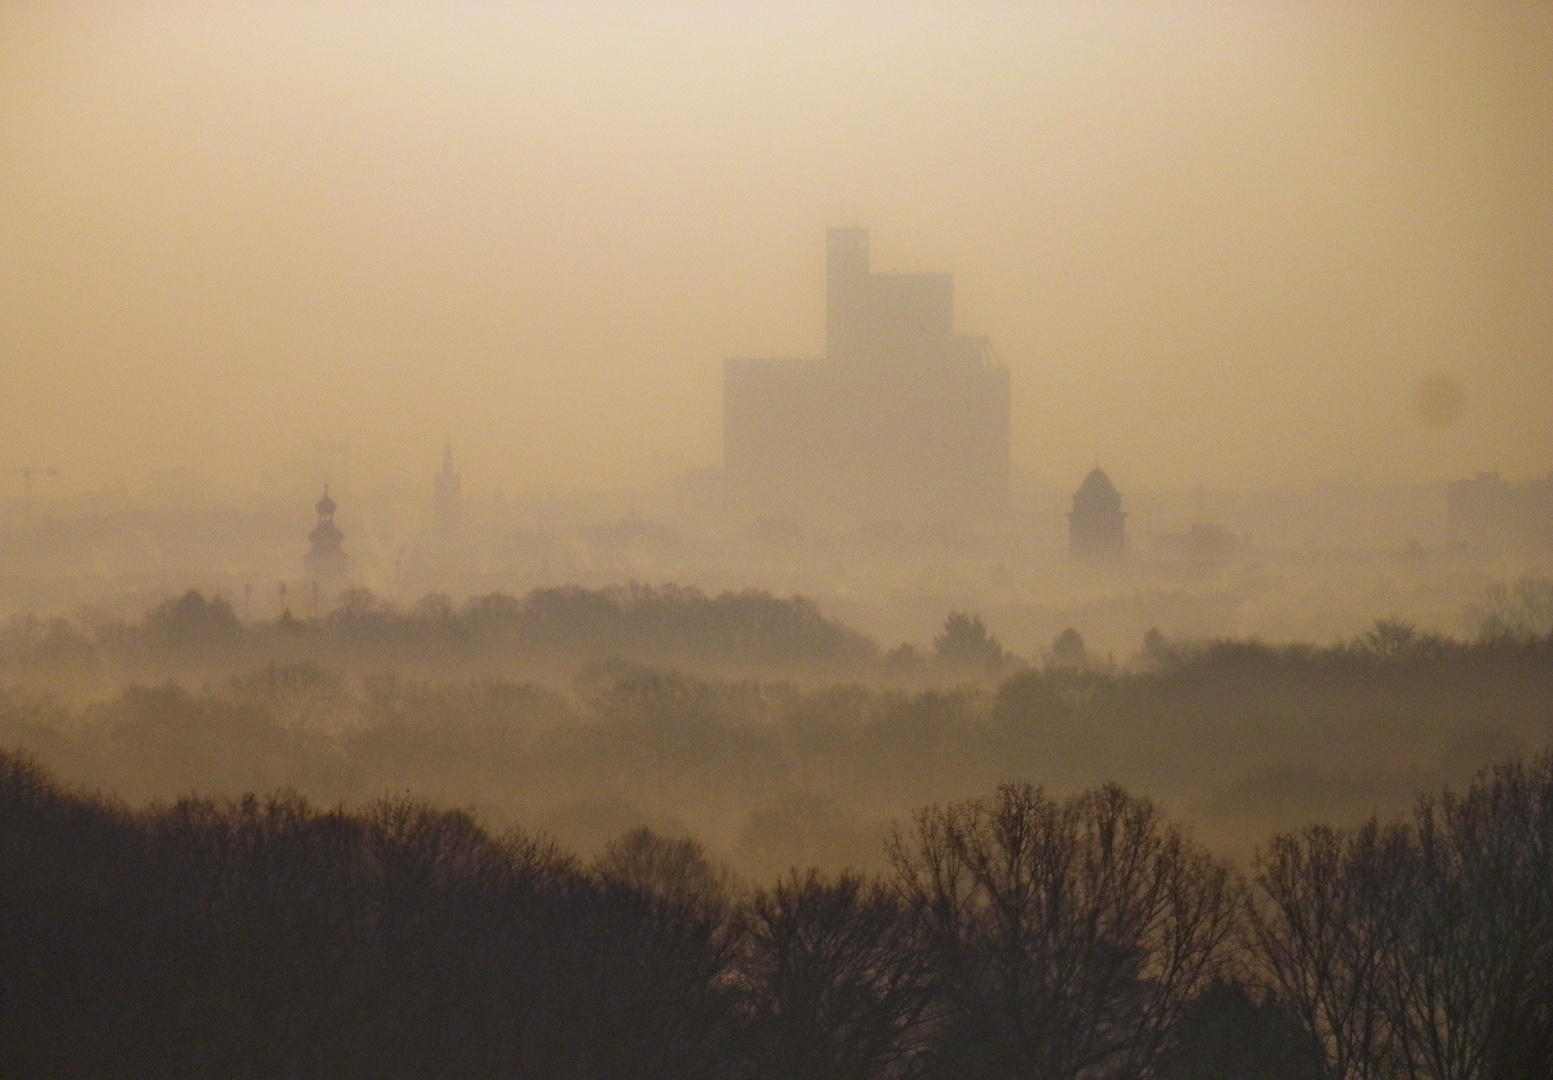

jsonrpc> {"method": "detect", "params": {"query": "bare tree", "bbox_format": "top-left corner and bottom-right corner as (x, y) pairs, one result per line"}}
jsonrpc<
(1381, 757), (1553, 1080)
(1249, 823), (1401, 1080)
(1251, 755), (1553, 1080)
(596, 826), (736, 910)
(1463, 575), (1553, 642)
(889, 782), (1237, 1080)
(742, 869), (934, 1080)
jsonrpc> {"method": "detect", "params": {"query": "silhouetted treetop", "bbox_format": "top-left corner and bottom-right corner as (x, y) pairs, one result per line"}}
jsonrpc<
(146, 588), (243, 647)
(933, 612), (1010, 677)
(3, 749), (1552, 1078)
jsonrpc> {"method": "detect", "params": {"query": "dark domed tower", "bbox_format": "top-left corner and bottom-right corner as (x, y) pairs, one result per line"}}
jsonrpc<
(1068, 468), (1126, 561)
(304, 487), (349, 589)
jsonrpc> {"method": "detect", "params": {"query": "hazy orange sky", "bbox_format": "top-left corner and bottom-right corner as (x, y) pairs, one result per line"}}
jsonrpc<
(3, 2), (1550, 499)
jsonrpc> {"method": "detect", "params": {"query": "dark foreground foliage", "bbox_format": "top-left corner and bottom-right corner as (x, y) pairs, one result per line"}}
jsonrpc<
(4, 751), (1551, 1080)
(0, 753), (738, 1080)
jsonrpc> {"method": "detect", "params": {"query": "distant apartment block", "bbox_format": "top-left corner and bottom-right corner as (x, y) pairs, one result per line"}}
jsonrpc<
(724, 229), (1010, 523)
(1448, 472), (1553, 549)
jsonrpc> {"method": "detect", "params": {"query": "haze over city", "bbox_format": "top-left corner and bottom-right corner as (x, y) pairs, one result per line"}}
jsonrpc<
(4, 2), (1550, 497)
(3, 6), (1553, 1078)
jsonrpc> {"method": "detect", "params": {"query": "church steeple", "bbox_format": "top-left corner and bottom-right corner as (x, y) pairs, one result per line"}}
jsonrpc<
(304, 485), (349, 589)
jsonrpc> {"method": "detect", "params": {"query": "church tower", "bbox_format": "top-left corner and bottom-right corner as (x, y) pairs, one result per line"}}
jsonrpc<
(303, 486), (350, 592)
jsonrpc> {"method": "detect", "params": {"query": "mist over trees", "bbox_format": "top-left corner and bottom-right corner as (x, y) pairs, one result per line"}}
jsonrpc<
(5, 0), (1550, 1070)
(0, 583), (880, 693)
(3, 581), (1552, 867)
(2, 578), (1551, 1074)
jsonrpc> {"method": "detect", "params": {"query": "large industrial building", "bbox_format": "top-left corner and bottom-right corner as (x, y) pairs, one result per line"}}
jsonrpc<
(724, 229), (1010, 524)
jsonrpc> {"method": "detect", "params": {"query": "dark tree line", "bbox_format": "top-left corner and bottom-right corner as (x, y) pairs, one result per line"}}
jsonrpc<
(11, 582), (1552, 697)
(1, 755), (739, 1080)
(8, 751), (1549, 1079)
(7, 628), (1552, 877)
(0, 584), (879, 688)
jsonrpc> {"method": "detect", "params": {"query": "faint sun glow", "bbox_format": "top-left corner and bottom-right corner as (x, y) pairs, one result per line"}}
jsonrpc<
(1414, 375), (1466, 429)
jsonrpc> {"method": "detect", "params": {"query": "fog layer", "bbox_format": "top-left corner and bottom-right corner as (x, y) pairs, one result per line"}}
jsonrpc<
(3, 2), (1551, 496)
